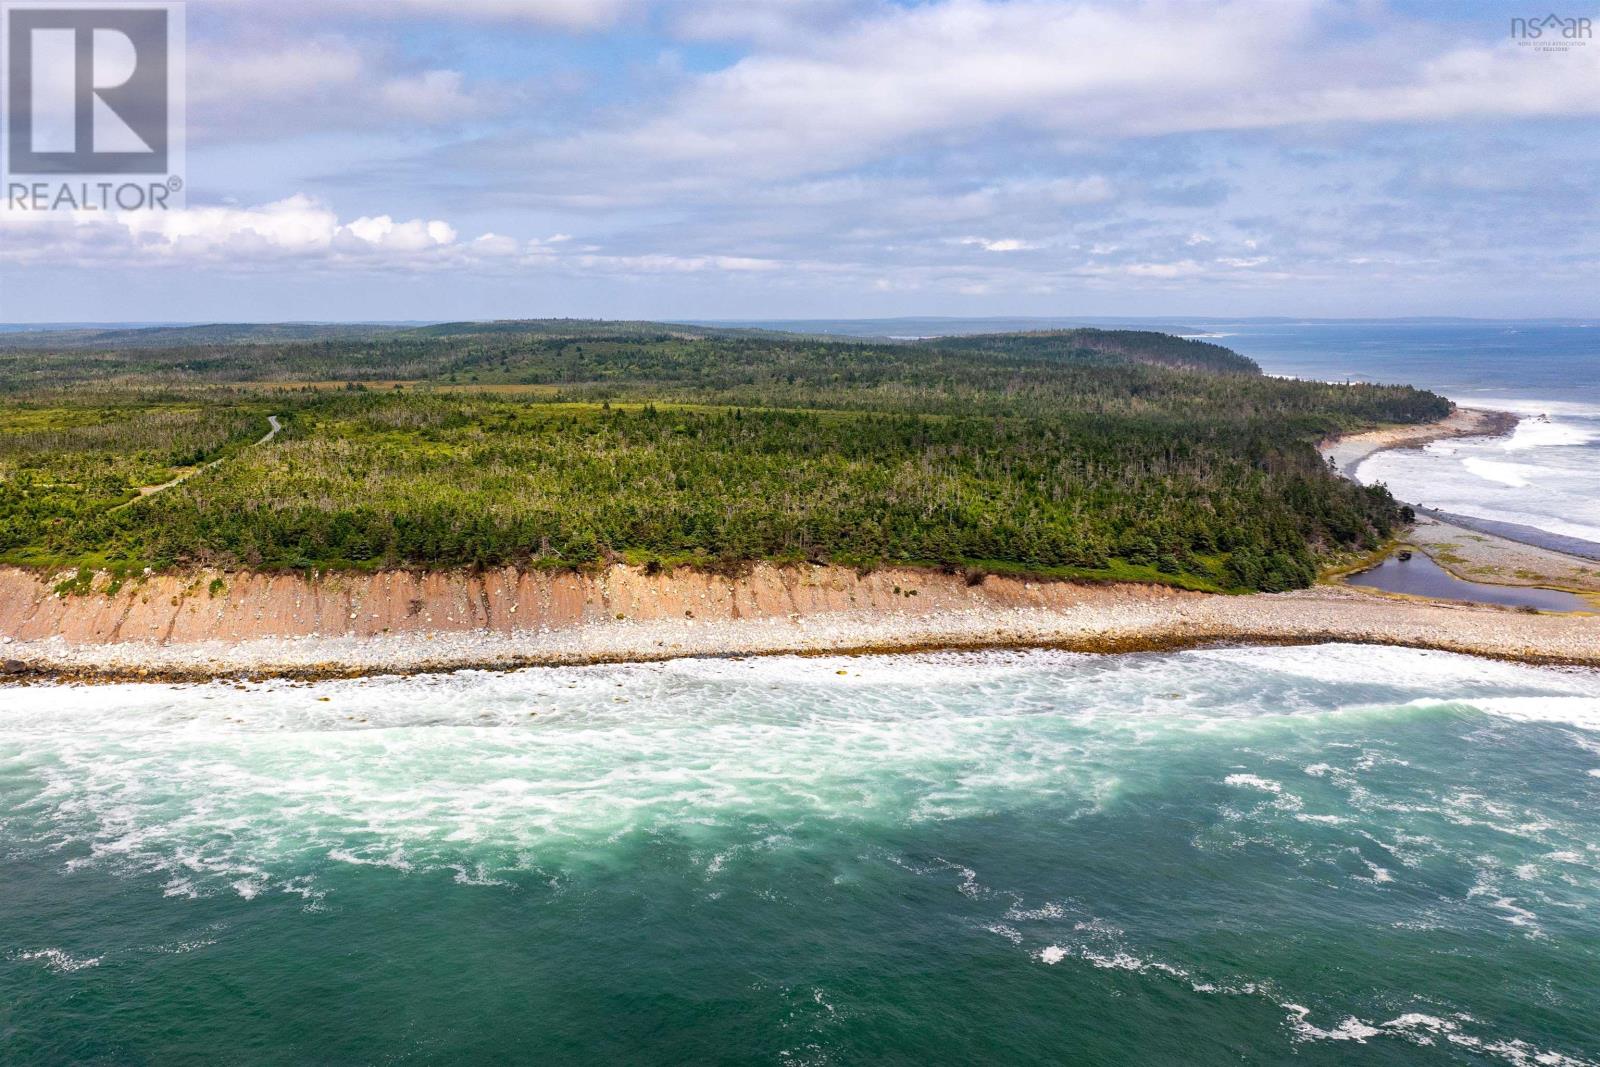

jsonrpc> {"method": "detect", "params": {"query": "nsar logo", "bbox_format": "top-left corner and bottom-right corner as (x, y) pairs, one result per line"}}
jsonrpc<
(1510, 13), (1593, 49)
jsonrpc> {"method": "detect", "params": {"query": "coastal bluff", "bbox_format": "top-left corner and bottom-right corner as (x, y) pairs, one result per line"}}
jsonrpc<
(1, 562), (1596, 681)
(0, 562), (1192, 646)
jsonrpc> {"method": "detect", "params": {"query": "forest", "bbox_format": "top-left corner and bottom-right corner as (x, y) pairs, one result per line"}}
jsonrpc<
(0, 323), (1446, 592)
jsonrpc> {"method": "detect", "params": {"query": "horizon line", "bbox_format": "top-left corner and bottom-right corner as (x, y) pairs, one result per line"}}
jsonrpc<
(1, 314), (1596, 330)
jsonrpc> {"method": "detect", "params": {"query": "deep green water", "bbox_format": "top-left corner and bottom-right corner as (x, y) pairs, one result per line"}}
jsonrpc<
(3, 644), (1599, 1065)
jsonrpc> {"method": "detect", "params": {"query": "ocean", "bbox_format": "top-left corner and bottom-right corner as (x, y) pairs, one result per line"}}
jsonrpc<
(4, 646), (1600, 1064)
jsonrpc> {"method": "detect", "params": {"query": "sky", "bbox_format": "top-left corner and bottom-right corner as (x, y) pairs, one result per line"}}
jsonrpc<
(0, 0), (1597, 323)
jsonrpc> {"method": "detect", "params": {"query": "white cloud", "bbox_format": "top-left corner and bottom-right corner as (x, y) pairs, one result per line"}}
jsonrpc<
(958, 236), (1039, 252)
(201, 0), (636, 30)
(339, 214), (459, 252)
(120, 195), (343, 255)
(1029, 176), (1116, 206)
(667, 0), (872, 44)
(1, 196), (470, 268)
(365, 0), (635, 28)
(189, 39), (493, 138)
(0, 196), (807, 280)
(554, 0), (1294, 175)
(377, 71), (483, 125)
(538, 0), (1600, 181)
(472, 233), (523, 256)
(194, 39), (365, 99)
(574, 253), (782, 273)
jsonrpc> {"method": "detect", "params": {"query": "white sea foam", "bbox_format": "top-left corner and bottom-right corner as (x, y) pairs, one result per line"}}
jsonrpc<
(1461, 457), (1535, 488)
(1034, 940), (1198, 985)
(1027, 918), (1598, 1066)
(1006, 901), (1066, 922)
(1470, 697), (1600, 733)
(1489, 897), (1542, 933)
(1027, 922), (1596, 1065)
(1186, 643), (1588, 692)
(152, 937), (218, 955)
(1292, 1013), (1384, 1042)
(1290, 1007), (1599, 1066)
(2, 644), (1597, 907)
(983, 923), (1024, 945)
(996, 825), (1595, 1067)
(1224, 774), (1282, 792)
(17, 948), (102, 973)
(1502, 418), (1598, 451)
(1456, 396), (1600, 421)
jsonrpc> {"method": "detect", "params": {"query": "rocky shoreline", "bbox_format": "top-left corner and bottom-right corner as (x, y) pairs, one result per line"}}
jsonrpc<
(1408, 516), (1600, 593)
(2, 564), (1596, 684)
(1318, 406), (1519, 478)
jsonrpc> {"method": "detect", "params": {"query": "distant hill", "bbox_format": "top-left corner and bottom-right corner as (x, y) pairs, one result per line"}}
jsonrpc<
(912, 329), (1260, 375)
(0, 318), (1263, 387)
(0, 323), (415, 349)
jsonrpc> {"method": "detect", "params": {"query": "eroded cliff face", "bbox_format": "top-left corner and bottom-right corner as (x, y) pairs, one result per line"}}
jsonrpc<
(0, 564), (1191, 646)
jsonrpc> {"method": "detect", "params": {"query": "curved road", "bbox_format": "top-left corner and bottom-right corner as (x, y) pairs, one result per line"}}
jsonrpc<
(112, 414), (281, 512)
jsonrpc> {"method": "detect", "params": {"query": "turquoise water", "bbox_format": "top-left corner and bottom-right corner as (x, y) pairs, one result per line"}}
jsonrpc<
(4, 644), (1600, 1064)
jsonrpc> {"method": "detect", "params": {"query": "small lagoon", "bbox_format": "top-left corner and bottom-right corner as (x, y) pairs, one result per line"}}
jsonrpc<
(1345, 550), (1593, 612)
